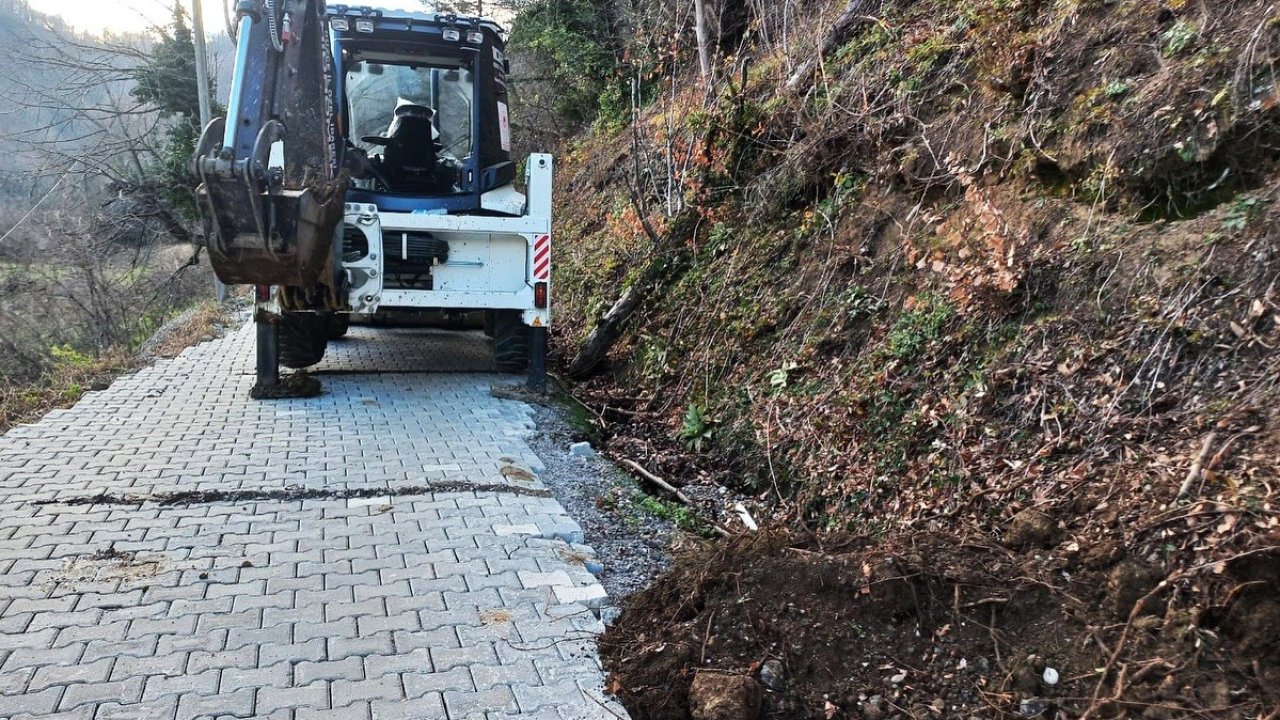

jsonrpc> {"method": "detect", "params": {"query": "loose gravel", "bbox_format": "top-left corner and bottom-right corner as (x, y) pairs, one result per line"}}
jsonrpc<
(524, 400), (674, 601)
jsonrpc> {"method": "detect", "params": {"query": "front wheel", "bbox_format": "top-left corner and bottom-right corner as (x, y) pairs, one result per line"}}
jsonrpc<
(278, 312), (328, 369)
(492, 311), (529, 372)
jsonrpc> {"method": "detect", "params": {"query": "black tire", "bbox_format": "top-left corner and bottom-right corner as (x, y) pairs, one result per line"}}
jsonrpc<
(492, 311), (529, 372)
(327, 313), (350, 340)
(483, 311), (496, 338)
(278, 312), (328, 369)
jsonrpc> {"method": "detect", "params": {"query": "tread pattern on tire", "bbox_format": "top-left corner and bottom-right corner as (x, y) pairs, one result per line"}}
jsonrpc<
(278, 313), (328, 369)
(492, 311), (529, 372)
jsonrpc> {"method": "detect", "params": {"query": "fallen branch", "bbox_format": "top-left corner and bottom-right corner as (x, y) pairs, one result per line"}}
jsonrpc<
(1177, 432), (1218, 499)
(785, 0), (884, 91)
(620, 458), (695, 504)
(564, 191), (685, 379)
(618, 458), (731, 537)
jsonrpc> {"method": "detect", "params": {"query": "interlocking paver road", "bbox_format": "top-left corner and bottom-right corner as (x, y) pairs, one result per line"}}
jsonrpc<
(0, 324), (627, 719)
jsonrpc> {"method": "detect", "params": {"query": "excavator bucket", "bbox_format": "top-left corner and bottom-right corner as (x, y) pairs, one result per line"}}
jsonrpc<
(191, 0), (347, 292)
(197, 175), (347, 287)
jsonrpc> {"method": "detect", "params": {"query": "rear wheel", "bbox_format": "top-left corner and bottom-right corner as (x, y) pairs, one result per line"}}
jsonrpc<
(327, 313), (350, 340)
(492, 311), (529, 372)
(278, 312), (328, 369)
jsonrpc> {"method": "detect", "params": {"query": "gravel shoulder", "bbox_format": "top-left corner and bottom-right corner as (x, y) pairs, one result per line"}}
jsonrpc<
(523, 397), (675, 602)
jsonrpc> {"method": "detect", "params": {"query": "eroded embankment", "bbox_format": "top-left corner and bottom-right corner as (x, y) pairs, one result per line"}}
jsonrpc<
(551, 1), (1280, 718)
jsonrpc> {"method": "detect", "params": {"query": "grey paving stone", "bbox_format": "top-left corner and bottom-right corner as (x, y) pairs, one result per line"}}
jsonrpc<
(0, 687), (62, 716)
(94, 697), (180, 720)
(332, 674), (406, 707)
(220, 661), (292, 691)
(444, 685), (519, 718)
(298, 703), (372, 720)
(110, 652), (189, 680)
(27, 657), (112, 691)
(296, 656), (366, 685)
(259, 638), (327, 666)
(371, 692), (446, 720)
(142, 669), (219, 702)
(0, 325), (624, 718)
(178, 686), (255, 719)
(257, 681), (330, 713)
(364, 648), (433, 677)
(59, 677), (145, 710)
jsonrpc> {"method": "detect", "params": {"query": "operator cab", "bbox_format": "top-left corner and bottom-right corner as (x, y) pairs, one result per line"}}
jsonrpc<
(329, 6), (516, 215)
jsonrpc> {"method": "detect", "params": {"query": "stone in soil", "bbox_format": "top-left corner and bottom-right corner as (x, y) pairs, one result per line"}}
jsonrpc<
(758, 659), (784, 691)
(689, 672), (762, 720)
(1004, 508), (1057, 549)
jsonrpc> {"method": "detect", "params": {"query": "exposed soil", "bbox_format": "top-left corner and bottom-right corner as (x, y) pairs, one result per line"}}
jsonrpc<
(50, 550), (167, 591)
(602, 531), (1280, 720)
(546, 2), (1280, 717)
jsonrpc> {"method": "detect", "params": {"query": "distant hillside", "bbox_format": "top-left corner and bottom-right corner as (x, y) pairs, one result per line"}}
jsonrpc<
(0, 1), (113, 204)
(0, 0), (154, 222)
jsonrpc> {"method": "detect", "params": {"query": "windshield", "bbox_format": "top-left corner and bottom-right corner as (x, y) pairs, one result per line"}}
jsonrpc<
(346, 61), (474, 160)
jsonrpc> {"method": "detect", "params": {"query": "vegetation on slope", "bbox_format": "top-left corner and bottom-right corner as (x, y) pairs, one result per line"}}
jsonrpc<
(523, 0), (1280, 717)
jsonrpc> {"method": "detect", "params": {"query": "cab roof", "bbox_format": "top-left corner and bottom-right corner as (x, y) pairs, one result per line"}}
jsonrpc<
(327, 4), (505, 37)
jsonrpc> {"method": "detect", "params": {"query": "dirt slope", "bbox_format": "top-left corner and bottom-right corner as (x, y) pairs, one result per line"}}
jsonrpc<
(549, 1), (1280, 718)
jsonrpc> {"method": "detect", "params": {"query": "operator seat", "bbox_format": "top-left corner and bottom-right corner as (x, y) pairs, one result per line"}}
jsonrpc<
(364, 105), (453, 194)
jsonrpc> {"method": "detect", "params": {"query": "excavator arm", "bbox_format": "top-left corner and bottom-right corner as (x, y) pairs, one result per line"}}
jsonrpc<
(191, 0), (348, 297)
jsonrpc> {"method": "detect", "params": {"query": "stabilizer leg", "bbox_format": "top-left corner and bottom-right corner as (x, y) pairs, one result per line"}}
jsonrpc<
(255, 312), (280, 390)
(527, 326), (548, 394)
(250, 292), (322, 400)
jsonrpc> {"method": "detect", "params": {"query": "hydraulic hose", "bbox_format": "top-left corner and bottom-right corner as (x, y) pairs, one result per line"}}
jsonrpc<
(264, 0), (285, 52)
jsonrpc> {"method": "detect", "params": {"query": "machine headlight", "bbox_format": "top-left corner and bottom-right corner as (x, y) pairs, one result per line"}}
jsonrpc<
(466, 31), (483, 44)
(355, 19), (374, 33)
(330, 17), (349, 31)
(442, 28), (460, 41)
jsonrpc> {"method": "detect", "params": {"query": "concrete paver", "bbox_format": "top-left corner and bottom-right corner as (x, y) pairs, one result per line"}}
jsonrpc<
(0, 324), (626, 719)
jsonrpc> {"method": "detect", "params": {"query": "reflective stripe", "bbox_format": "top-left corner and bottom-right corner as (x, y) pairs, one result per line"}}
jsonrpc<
(532, 234), (551, 280)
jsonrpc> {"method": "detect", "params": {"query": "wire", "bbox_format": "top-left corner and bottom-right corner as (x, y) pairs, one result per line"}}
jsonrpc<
(224, 0), (237, 43)
(0, 165), (73, 247)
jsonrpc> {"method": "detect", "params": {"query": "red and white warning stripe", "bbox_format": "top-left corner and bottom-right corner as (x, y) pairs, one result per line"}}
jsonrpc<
(532, 234), (551, 281)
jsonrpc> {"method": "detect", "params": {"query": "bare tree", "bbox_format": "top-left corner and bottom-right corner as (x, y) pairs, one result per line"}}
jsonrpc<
(693, 0), (710, 84)
(0, 9), (212, 379)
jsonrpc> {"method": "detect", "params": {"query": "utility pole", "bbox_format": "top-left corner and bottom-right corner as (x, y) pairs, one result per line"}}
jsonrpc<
(192, 0), (212, 129)
(191, 0), (226, 301)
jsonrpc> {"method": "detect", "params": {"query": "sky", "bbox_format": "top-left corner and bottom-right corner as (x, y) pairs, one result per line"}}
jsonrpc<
(26, 0), (439, 36)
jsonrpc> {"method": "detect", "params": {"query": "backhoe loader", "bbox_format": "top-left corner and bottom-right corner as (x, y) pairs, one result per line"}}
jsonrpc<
(191, 1), (552, 397)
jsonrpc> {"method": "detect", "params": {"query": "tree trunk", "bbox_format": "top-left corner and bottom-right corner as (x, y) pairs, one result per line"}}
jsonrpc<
(785, 0), (880, 91)
(565, 254), (670, 379)
(694, 0), (711, 85)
